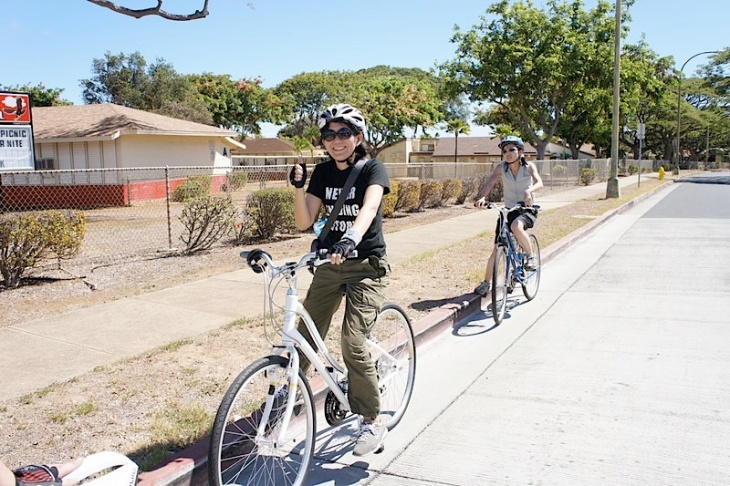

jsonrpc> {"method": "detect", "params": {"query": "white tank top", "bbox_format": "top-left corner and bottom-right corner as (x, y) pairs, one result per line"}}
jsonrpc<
(500, 161), (533, 208)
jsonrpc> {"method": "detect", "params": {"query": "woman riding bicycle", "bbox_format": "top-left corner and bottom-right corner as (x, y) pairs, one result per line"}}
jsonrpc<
(289, 103), (391, 456)
(473, 135), (544, 297)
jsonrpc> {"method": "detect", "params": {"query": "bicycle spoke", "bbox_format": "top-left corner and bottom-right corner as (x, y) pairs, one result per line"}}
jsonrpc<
(209, 357), (315, 486)
(370, 303), (416, 430)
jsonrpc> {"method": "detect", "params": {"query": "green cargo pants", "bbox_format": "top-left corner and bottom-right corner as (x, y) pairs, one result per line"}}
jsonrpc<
(297, 255), (390, 419)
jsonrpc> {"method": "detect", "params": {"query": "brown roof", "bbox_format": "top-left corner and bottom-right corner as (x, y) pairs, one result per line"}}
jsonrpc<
(32, 103), (237, 140)
(239, 138), (296, 154)
(433, 136), (537, 157)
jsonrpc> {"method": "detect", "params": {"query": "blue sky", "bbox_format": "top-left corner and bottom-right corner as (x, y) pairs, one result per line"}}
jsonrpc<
(5, 0), (728, 136)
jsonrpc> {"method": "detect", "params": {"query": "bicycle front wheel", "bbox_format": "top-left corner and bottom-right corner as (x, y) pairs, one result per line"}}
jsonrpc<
(369, 303), (416, 430)
(208, 356), (315, 486)
(491, 246), (509, 325)
(521, 234), (541, 301)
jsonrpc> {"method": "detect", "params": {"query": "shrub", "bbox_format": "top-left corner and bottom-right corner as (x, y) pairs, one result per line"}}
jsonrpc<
(552, 164), (567, 177)
(236, 188), (296, 242)
(0, 210), (86, 287)
(227, 171), (249, 191)
(473, 169), (503, 203)
(179, 196), (235, 255)
(418, 180), (443, 210)
(580, 168), (597, 185)
(382, 180), (398, 218)
(395, 180), (421, 212)
(441, 178), (462, 204)
(628, 165), (638, 175)
(172, 175), (212, 202)
(457, 176), (478, 204)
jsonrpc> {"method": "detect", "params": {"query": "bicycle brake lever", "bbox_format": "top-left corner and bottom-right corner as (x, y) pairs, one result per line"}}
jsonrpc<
(312, 250), (359, 267)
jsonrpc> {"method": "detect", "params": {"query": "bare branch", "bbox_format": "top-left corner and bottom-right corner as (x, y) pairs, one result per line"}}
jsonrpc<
(86, 0), (210, 21)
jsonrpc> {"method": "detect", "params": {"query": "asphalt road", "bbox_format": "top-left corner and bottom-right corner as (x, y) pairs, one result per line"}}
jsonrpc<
(302, 174), (730, 485)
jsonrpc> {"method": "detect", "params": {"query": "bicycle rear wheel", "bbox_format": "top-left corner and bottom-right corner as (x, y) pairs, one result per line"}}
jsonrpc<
(369, 303), (416, 430)
(208, 356), (315, 486)
(521, 234), (541, 301)
(491, 246), (509, 325)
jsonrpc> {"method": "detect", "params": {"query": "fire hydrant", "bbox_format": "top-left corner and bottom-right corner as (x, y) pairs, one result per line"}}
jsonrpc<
(658, 166), (665, 181)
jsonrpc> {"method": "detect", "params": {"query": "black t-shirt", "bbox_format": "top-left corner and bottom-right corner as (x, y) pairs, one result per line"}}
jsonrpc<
(307, 158), (390, 257)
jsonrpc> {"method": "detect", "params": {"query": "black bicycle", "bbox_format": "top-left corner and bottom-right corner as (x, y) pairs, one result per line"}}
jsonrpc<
(484, 202), (541, 325)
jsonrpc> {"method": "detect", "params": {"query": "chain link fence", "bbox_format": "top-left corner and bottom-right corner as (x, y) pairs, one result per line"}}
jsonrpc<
(0, 158), (668, 276)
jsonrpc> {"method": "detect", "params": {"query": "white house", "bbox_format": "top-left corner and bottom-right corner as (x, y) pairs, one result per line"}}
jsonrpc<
(32, 103), (245, 173)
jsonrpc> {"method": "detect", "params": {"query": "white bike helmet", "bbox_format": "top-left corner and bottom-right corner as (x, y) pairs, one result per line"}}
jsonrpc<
(318, 103), (366, 133)
(498, 135), (525, 150)
(63, 451), (138, 486)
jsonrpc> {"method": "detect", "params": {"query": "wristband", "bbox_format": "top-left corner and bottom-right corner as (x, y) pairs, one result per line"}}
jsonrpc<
(343, 228), (362, 246)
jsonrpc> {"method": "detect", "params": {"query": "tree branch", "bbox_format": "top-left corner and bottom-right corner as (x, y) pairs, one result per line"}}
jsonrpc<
(86, 0), (210, 21)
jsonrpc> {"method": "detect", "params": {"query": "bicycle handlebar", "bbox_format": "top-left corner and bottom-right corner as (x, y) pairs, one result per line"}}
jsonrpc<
(240, 249), (359, 275)
(484, 201), (540, 212)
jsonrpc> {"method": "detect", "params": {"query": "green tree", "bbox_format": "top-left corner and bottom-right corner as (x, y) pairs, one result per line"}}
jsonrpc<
(0, 83), (72, 107)
(81, 51), (149, 107)
(679, 76), (729, 163)
(273, 71), (338, 136)
(274, 67), (445, 156)
(81, 51), (285, 133)
(442, 0), (619, 160)
(347, 69), (443, 157)
(81, 51), (213, 123)
(190, 73), (285, 136)
(290, 136), (314, 158)
(613, 40), (675, 160)
(145, 62), (212, 124)
(700, 48), (730, 101)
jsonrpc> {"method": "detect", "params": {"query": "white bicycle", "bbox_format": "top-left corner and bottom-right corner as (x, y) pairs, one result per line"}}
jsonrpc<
(208, 249), (417, 486)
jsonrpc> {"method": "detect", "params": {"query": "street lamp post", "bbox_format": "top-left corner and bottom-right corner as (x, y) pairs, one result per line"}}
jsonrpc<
(674, 51), (720, 175)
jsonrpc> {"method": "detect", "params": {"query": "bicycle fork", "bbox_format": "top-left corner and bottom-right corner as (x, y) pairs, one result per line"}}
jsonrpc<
(256, 348), (301, 447)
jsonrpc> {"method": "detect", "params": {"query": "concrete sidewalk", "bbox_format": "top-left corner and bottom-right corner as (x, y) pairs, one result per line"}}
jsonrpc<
(0, 174), (655, 403)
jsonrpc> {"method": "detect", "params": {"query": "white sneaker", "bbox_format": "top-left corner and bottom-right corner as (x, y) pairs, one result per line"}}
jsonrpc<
(353, 420), (387, 456)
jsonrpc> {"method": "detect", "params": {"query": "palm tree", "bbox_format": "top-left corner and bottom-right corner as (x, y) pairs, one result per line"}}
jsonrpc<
(303, 125), (320, 158)
(292, 136), (313, 158)
(446, 119), (471, 163)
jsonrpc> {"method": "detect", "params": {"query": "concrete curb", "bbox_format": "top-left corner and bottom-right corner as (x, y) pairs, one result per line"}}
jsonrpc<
(137, 180), (673, 485)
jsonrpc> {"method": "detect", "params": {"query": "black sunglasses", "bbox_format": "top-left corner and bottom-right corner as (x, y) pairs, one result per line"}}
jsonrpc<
(502, 146), (519, 153)
(321, 127), (355, 142)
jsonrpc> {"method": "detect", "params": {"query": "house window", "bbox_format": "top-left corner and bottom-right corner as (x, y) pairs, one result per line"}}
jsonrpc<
(35, 158), (54, 170)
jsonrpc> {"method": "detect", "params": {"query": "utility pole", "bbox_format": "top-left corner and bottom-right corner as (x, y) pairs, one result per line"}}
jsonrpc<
(606, 0), (622, 198)
(637, 121), (645, 187)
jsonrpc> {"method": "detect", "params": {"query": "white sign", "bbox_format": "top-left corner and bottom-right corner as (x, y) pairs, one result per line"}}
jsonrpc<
(0, 91), (34, 171)
(0, 125), (34, 170)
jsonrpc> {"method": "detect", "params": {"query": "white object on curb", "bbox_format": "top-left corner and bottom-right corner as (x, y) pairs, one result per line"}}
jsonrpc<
(63, 451), (138, 485)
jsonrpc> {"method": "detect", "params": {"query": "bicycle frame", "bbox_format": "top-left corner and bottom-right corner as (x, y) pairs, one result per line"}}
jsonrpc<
(493, 204), (538, 286)
(249, 250), (352, 441)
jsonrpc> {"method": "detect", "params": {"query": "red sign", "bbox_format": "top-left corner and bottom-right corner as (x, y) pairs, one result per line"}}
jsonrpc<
(0, 92), (31, 124)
